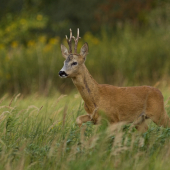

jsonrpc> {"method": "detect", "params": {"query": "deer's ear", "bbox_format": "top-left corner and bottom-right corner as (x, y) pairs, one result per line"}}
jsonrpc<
(80, 43), (88, 59)
(61, 44), (69, 59)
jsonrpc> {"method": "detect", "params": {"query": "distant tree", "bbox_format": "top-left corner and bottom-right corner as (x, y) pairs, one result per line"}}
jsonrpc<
(95, 0), (156, 27)
(0, 0), (168, 38)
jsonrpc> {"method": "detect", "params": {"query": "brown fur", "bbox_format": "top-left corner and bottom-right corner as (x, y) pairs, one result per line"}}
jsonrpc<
(60, 42), (170, 132)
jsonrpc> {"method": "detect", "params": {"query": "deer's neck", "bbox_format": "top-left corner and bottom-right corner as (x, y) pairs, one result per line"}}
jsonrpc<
(72, 64), (99, 110)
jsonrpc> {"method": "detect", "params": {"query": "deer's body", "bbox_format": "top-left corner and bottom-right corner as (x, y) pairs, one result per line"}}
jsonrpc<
(59, 29), (170, 132)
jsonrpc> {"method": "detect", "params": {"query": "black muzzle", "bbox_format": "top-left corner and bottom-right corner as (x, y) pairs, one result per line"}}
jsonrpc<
(59, 71), (68, 77)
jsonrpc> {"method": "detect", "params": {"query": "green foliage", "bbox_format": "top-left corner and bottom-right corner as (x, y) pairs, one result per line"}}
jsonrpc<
(0, 0), (169, 38)
(0, 27), (170, 94)
(0, 14), (48, 45)
(0, 0), (102, 37)
(0, 93), (170, 169)
(0, 0), (169, 95)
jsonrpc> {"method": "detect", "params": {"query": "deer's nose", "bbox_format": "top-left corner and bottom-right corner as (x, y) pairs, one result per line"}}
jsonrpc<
(59, 71), (68, 77)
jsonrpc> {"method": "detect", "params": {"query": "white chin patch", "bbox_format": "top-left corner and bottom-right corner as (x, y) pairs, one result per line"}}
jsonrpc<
(60, 75), (67, 78)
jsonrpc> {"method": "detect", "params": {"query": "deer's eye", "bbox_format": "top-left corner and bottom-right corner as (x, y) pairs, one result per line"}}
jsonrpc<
(71, 62), (77, 66)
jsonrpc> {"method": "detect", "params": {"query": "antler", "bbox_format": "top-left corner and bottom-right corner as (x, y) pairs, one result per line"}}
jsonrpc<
(73, 28), (81, 53)
(65, 28), (73, 53)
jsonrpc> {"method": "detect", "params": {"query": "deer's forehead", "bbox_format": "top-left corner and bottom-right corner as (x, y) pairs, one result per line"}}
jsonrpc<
(66, 54), (79, 62)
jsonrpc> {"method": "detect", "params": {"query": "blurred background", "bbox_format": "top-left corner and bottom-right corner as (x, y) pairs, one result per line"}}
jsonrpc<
(0, 0), (170, 95)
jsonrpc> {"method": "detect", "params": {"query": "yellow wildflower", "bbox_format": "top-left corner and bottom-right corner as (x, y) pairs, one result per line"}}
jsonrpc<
(6, 74), (11, 80)
(84, 32), (100, 45)
(43, 44), (52, 52)
(6, 26), (10, 32)
(37, 14), (43, 21)
(92, 37), (100, 44)
(11, 41), (18, 48)
(49, 37), (59, 45)
(20, 19), (26, 25)
(0, 70), (2, 77)
(38, 36), (46, 43)
(5, 55), (10, 61)
(27, 40), (36, 47)
(0, 44), (5, 49)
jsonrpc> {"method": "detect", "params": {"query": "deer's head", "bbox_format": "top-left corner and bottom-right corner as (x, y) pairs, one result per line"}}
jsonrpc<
(59, 29), (88, 78)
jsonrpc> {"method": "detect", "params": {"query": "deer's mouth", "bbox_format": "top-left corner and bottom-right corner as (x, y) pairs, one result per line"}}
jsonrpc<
(59, 71), (68, 78)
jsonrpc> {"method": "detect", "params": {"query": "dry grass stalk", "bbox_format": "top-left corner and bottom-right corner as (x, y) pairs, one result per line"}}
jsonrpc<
(66, 145), (78, 162)
(106, 122), (131, 156)
(56, 136), (68, 161)
(16, 109), (27, 117)
(111, 146), (129, 156)
(165, 96), (170, 107)
(9, 95), (15, 107)
(0, 106), (14, 110)
(48, 139), (57, 158)
(0, 94), (8, 105)
(14, 93), (21, 102)
(50, 107), (64, 120)
(138, 137), (145, 147)
(39, 106), (43, 111)
(0, 111), (10, 122)
(5, 160), (11, 170)
(27, 105), (39, 111)
(25, 161), (38, 170)
(52, 94), (67, 107)
(47, 121), (59, 132)
(28, 109), (40, 117)
(80, 125), (86, 147)
(106, 122), (127, 136)
(17, 156), (25, 170)
(86, 134), (99, 149)
(62, 105), (67, 127)
(154, 81), (160, 88)
(0, 139), (7, 150)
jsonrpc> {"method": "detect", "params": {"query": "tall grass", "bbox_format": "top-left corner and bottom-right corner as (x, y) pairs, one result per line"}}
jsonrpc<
(0, 26), (170, 94)
(0, 91), (170, 169)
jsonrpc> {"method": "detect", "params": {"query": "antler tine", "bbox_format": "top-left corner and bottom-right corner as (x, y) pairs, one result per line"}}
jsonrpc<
(73, 28), (81, 53)
(65, 28), (73, 53)
(69, 28), (72, 40)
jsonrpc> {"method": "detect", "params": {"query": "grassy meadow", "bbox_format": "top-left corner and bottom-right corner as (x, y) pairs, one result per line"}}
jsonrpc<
(0, 26), (170, 169)
(0, 88), (169, 170)
(1, 2), (170, 170)
(0, 9), (170, 169)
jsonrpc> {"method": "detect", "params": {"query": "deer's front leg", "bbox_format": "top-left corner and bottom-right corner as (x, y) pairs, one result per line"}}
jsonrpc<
(76, 114), (91, 127)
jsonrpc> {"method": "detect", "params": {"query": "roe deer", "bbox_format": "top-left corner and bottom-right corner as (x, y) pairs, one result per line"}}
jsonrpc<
(59, 28), (170, 132)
